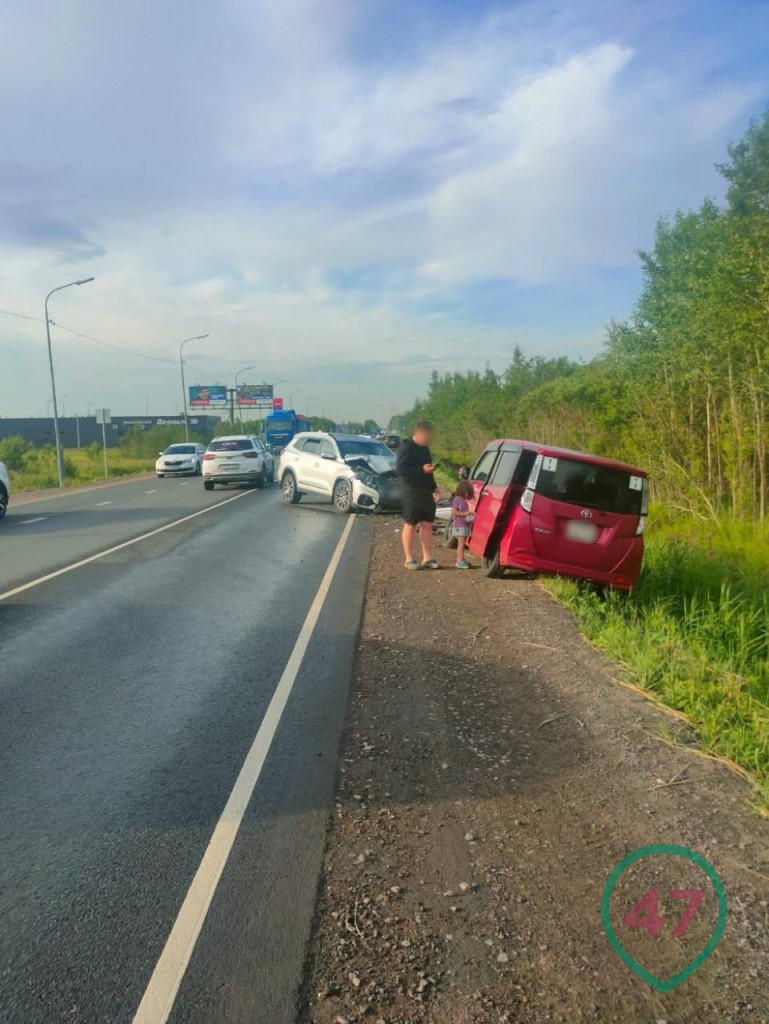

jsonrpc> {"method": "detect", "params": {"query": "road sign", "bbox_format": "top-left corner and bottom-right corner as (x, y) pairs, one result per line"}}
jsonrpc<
(95, 408), (111, 424)
(272, 397), (284, 410)
(189, 385), (227, 407)
(237, 383), (274, 406)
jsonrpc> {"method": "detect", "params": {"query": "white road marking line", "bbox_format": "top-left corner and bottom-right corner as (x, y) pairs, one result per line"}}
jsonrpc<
(0, 491), (254, 603)
(144, 489), (157, 494)
(19, 516), (48, 525)
(131, 516), (356, 1024)
(94, 500), (112, 507)
(178, 482), (188, 486)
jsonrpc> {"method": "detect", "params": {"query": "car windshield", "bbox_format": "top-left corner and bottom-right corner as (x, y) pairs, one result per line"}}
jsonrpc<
(268, 417), (292, 427)
(534, 456), (644, 516)
(337, 440), (393, 459)
(164, 445), (196, 455)
(209, 439), (253, 452)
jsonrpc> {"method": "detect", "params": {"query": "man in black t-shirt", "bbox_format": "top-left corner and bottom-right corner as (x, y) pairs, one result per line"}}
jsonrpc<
(395, 421), (441, 569)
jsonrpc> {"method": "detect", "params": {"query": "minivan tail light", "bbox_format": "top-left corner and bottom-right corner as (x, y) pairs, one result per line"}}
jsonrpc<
(243, 451), (259, 459)
(520, 488), (535, 513)
(636, 477), (649, 535)
(203, 453), (216, 460)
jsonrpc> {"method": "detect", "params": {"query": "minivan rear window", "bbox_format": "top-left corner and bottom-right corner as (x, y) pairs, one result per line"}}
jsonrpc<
(209, 439), (253, 452)
(533, 456), (643, 516)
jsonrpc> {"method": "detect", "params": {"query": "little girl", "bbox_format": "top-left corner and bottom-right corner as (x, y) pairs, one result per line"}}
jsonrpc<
(450, 479), (474, 569)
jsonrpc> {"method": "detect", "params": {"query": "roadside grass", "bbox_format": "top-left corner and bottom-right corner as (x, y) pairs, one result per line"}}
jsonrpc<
(8, 446), (153, 492)
(545, 518), (769, 806)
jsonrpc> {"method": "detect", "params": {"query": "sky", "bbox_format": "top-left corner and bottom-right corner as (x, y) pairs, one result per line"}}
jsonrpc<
(1, 0), (768, 425)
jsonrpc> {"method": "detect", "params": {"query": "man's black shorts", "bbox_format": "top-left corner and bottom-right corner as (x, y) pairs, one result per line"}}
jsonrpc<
(401, 489), (436, 525)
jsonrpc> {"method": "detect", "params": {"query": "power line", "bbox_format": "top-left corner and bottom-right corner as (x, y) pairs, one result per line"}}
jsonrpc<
(0, 307), (176, 365)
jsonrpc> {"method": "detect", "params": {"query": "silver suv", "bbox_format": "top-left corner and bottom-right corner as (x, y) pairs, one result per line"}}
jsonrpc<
(278, 433), (401, 513)
(0, 460), (9, 520)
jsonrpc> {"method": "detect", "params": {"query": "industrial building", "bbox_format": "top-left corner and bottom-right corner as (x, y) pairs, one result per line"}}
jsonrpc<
(0, 415), (221, 448)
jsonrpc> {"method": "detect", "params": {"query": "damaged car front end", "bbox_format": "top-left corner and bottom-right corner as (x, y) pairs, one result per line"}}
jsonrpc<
(346, 457), (402, 512)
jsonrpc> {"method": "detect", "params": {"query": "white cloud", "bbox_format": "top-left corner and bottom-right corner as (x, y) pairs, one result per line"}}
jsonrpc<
(421, 43), (759, 285)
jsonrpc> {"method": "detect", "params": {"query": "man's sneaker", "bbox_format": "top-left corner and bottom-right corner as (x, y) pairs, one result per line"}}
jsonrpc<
(421, 558), (440, 569)
(455, 560), (470, 569)
(404, 559), (419, 570)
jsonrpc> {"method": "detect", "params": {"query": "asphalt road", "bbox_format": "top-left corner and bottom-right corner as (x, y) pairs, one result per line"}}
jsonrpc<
(1, 475), (244, 594)
(0, 477), (373, 1023)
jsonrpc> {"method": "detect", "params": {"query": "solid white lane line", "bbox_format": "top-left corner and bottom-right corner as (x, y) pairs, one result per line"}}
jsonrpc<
(144, 489), (158, 494)
(94, 500), (112, 506)
(0, 490), (255, 603)
(20, 516), (48, 525)
(131, 516), (356, 1024)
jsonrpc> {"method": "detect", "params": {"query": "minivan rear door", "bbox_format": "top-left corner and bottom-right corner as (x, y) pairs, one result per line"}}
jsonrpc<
(527, 455), (644, 571)
(469, 444), (521, 557)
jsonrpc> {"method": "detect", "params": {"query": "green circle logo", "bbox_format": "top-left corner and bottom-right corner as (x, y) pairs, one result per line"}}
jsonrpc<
(601, 844), (727, 993)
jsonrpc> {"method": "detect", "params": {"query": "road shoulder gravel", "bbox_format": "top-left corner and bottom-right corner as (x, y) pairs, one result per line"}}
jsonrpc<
(300, 519), (769, 1024)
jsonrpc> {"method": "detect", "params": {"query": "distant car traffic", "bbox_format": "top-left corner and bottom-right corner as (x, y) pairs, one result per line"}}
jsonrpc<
(155, 443), (206, 477)
(279, 432), (401, 513)
(383, 433), (401, 450)
(0, 460), (9, 520)
(202, 435), (275, 490)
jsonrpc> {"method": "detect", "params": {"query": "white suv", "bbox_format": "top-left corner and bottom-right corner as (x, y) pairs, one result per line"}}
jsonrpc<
(279, 432), (401, 513)
(202, 435), (275, 490)
(0, 460), (9, 520)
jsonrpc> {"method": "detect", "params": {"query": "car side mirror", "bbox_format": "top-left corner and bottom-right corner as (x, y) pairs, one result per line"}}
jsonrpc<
(158, 451), (164, 456)
(321, 452), (336, 461)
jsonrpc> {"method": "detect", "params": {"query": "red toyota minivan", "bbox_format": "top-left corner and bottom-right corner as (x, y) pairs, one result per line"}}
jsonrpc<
(467, 440), (648, 590)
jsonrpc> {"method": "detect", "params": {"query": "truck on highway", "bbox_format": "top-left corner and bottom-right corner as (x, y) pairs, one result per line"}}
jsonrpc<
(264, 409), (310, 452)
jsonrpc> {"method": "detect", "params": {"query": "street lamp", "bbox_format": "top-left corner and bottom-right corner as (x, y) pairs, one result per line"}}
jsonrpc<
(45, 276), (95, 487)
(179, 334), (209, 441)
(289, 389), (302, 408)
(235, 364), (256, 388)
(235, 365), (257, 430)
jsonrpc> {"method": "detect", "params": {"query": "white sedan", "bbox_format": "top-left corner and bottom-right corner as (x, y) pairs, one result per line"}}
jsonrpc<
(155, 443), (206, 477)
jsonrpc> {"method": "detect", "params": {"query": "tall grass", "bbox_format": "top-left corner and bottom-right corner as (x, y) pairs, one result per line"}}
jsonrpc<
(8, 445), (153, 492)
(546, 519), (769, 805)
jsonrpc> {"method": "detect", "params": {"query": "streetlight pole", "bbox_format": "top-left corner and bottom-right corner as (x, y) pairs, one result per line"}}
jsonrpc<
(45, 277), (94, 487)
(235, 365), (257, 431)
(179, 334), (209, 441)
(289, 389), (302, 409)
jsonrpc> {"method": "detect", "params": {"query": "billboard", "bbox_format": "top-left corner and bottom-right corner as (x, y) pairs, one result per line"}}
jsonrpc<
(273, 397), (284, 410)
(236, 383), (273, 406)
(189, 385), (227, 407)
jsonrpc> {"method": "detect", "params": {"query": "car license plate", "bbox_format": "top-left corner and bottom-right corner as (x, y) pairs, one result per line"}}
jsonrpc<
(565, 520), (598, 543)
(224, 462), (240, 472)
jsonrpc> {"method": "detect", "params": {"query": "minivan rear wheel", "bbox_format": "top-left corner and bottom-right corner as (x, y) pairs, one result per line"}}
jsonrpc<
(481, 548), (504, 578)
(204, 479), (215, 491)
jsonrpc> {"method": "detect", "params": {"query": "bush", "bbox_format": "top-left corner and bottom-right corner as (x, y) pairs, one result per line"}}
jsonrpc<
(0, 436), (32, 471)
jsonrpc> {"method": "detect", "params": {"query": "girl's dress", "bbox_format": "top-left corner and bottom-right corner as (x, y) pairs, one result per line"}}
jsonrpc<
(450, 495), (472, 537)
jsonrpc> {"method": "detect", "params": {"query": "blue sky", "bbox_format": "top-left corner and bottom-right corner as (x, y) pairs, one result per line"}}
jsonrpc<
(1, 0), (768, 423)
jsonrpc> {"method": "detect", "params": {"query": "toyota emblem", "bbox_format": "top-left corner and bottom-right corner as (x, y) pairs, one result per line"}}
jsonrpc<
(580, 508), (593, 519)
